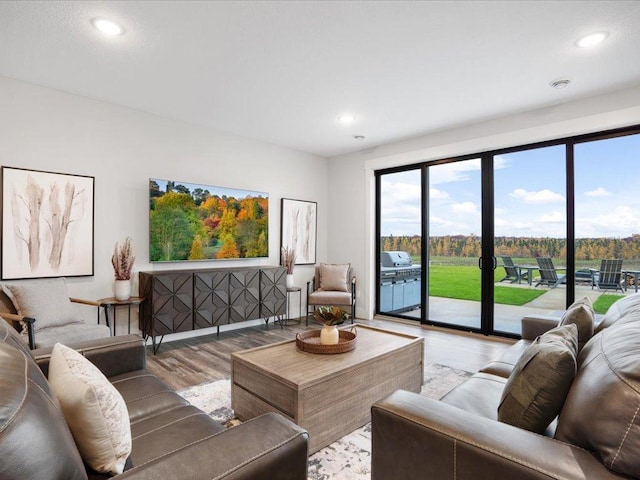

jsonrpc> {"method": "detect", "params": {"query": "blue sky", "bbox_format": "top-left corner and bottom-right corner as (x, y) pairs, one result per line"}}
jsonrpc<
(381, 133), (640, 238)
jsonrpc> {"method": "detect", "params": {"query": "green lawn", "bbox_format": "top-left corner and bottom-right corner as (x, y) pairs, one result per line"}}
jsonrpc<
(593, 294), (625, 314)
(428, 265), (546, 306)
(427, 264), (625, 313)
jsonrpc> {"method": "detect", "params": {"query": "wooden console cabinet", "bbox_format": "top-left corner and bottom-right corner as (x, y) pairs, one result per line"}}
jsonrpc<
(139, 266), (286, 352)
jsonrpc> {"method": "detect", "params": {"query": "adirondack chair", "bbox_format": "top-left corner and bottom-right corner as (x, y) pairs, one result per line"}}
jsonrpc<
(499, 256), (526, 283)
(535, 257), (566, 288)
(591, 259), (624, 292)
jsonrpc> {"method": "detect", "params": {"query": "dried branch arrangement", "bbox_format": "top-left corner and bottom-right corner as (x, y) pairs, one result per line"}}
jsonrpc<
(281, 246), (296, 274)
(112, 237), (135, 280)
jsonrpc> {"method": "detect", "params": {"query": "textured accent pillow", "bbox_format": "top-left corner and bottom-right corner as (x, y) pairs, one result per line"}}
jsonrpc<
(498, 324), (578, 434)
(1, 278), (76, 333)
(48, 343), (132, 475)
(319, 263), (350, 292)
(559, 296), (595, 351)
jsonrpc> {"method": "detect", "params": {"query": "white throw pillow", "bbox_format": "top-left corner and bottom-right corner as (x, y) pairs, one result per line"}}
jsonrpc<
(48, 343), (132, 475)
(1, 278), (76, 332)
(319, 263), (350, 292)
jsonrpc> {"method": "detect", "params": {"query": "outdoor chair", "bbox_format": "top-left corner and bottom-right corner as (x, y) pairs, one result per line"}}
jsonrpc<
(535, 257), (566, 288)
(499, 256), (527, 284)
(591, 258), (624, 293)
(306, 263), (356, 325)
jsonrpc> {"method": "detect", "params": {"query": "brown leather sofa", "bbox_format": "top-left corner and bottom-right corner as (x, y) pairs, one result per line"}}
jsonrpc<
(372, 294), (640, 480)
(0, 320), (309, 480)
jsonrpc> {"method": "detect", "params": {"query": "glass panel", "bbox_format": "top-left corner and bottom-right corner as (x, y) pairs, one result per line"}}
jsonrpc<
(575, 133), (640, 315)
(427, 159), (482, 329)
(493, 145), (566, 334)
(379, 170), (422, 319)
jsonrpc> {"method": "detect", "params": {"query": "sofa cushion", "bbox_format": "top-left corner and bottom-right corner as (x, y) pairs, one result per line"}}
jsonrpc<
(319, 263), (350, 292)
(594, 292), (640, 334)
(479, 339), (532, 378)
(0, 342), (88, 480)
(498, 324), (578, 434)
(34, 322), (111, 349)
(555, 319), (640, 477)
(1, 278), (78, 333)
(558, 296), (594, 350)
(49, 343), (132, 475)
(441, 372), (507, 420)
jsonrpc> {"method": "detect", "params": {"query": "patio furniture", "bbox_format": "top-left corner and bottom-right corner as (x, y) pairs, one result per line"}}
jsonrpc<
(535, 257), (566, 288)
(592, 259), (624, 292)
(499, 256), (526, 284)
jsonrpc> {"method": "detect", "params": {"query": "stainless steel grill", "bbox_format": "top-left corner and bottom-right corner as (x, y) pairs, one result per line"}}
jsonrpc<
(380, 251), (421, 313)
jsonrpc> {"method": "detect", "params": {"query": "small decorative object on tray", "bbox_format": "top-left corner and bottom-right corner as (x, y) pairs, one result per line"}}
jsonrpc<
(314, 306), (348, 345)
(296, 327), (357, 354)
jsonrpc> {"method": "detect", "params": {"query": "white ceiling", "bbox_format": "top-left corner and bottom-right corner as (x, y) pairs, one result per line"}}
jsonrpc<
(1, 1), (640, 158)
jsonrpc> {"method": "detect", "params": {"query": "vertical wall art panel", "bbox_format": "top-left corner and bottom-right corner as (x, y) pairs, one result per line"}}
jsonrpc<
(281, 198), (317, 265)
(1, 167), (94, 279)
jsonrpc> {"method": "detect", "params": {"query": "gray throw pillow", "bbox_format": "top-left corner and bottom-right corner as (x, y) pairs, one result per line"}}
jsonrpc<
(498, 323), (578, 434)
(559, 296), (595, 351)
(1, 278), (76, 332)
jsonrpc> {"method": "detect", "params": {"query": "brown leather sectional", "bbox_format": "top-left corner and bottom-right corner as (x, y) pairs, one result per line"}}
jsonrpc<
(372, 294), (640, 480)
(0, 323), (309, 480)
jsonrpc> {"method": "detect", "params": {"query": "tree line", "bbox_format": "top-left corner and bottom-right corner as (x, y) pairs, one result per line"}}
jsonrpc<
(382, 234), (640, 260)
(150, 180), (268, 261)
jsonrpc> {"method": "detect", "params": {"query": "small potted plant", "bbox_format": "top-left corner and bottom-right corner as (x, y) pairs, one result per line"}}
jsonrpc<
(281, 246), (296, 288)
(314, 306), (347, 345)
(112, 237), (135, 301)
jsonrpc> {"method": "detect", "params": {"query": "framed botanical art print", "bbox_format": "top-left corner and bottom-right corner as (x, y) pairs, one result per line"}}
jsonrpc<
(1, 166), (95, 279)
(281, 198), (317, 265)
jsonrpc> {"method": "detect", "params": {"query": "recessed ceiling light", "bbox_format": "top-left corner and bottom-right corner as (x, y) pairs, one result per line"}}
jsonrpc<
(338, 114), (355, 125)
(91, 17), (125, 36)
(550, 78), (571, 89)
(353, 135), (366, 141)
(575, 32), (608, 48)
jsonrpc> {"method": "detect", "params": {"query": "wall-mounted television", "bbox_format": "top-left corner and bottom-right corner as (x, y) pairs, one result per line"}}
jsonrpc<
(149, 178), (268, 262)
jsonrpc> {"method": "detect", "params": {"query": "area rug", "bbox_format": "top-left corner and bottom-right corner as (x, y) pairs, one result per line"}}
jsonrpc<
(178, 363), (472, 480)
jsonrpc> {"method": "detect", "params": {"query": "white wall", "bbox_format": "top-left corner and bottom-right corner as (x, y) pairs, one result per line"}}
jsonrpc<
(328, 85), (640, 320)
(0, 76), (328, 335)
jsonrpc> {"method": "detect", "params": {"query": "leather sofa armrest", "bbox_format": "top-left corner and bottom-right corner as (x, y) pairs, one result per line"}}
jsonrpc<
(118, 413), (308, 480)
(372, 390), (622, 480)
(520, 314), (560, 340)
(33, 334), (146, 377)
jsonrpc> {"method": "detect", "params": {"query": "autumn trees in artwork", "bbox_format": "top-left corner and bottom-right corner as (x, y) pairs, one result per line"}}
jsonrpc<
(149, 180), (268, 261)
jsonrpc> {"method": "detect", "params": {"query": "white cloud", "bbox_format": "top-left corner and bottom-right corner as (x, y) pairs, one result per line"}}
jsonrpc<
(509, 188), (564, 204)
(493, 155), (509, 170)
(585, 187), (612, 197)
(429, 159), (481, 185)
(451, 201), (478, 214)
(429, 187), (449, 200)
(540, 211), (565, 223)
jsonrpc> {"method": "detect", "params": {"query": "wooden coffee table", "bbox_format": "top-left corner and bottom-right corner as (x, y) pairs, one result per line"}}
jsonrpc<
(231, 324), (424, 453)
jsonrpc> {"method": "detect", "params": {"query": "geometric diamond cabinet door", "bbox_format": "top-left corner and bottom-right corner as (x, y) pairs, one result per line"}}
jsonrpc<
(193, 270), (230, 329)
(260, 267), (287, 318)
(151, 272), (193, 334)
(229, 269), (260, 323)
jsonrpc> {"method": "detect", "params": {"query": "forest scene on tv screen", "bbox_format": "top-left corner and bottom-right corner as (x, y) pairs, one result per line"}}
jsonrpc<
(149, 179), (268, 262)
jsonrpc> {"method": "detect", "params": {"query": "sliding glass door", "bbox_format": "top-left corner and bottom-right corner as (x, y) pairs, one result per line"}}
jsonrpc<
(376, 124), (640, 338)
(427, 160), (482, 329)
(574, 132), (640, 305)
(493, 145), (566, 335)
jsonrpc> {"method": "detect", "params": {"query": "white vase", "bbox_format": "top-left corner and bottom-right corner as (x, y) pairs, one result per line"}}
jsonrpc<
(286, 274), (294, 288)
(320, 325), (339, 345)
(114, 279), (131, 301)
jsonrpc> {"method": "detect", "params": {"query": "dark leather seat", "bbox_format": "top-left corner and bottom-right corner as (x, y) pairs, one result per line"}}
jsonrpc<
(0, 320), (309, 480)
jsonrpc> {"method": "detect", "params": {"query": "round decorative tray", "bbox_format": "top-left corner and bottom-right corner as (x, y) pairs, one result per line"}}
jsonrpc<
(296, 327), (357, 354)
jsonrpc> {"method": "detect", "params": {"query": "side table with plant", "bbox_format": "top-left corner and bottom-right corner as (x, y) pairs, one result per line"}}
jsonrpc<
(281, 246), (296, 288)
(112, 237), (135, 301)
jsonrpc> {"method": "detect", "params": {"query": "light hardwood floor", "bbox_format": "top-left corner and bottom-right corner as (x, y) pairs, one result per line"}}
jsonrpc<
(145, 318), (514, 391)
